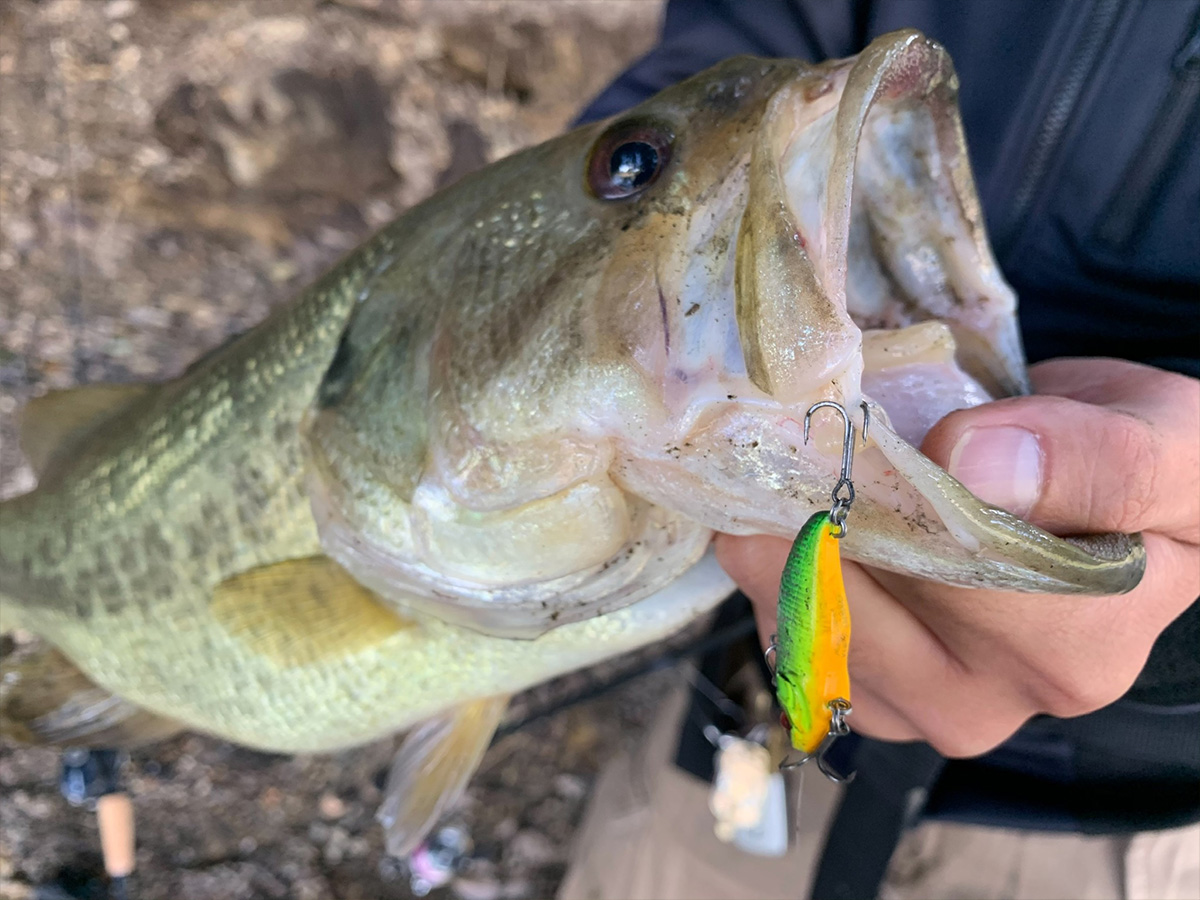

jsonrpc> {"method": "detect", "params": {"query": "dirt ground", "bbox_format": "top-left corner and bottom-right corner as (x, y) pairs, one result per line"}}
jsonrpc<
(0, 2), (689, 897)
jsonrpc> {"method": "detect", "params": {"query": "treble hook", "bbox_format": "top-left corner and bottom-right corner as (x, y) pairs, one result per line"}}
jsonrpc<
(803, 400), (870, 533)
(802, 400), (871, 490)
(815, 698), (856, 783)
(814, 740), (856, 783)
(779, 698), (857, 783)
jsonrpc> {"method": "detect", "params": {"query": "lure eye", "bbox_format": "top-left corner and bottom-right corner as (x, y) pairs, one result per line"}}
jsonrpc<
(586, 121), (673, 200)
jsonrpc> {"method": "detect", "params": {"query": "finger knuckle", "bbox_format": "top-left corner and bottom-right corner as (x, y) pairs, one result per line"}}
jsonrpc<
(927, 715), (1025, 759)
(1096, 415), (1158, 532)
(929, 732), (989, 759)
(1038, 666), (1134, 718)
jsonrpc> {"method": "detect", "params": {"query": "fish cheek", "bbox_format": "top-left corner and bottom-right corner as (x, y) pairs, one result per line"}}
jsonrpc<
(306, 309), (430, 517)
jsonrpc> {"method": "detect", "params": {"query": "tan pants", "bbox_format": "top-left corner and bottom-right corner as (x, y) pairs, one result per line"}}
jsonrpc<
(558, 687), (1200, 900)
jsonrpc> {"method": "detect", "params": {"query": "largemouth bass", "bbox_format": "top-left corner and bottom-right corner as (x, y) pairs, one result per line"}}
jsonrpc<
(0, 31), (1143, 854)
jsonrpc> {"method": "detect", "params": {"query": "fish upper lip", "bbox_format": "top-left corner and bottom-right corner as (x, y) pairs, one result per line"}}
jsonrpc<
(728, 31), (1145, 593)
(755, 31), (1029, 430)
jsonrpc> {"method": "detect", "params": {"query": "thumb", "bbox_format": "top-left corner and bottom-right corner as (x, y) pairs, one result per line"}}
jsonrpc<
(920, 366), (1199, 542)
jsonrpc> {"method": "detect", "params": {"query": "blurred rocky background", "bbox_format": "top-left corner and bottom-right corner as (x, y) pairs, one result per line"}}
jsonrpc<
(0, 2), (677, 897)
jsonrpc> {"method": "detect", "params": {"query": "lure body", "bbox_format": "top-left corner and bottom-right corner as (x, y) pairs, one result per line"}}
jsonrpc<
(774, 511), (851, 755)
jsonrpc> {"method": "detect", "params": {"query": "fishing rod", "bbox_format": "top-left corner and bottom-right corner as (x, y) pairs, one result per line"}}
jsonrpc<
(59, 748), (134, 899)
(497, 595), (757, 737)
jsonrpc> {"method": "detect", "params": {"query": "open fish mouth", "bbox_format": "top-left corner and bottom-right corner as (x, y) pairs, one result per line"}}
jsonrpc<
(726, 31), (1145, 593)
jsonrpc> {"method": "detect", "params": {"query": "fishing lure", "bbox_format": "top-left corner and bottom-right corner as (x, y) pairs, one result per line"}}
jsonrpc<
(768, 400), (868, 782)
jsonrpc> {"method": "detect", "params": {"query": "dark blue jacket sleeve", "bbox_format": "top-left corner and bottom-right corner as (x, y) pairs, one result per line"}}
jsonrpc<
(576, 0), (867, 123)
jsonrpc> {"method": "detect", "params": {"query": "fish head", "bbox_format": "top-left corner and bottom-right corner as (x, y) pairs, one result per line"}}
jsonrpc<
(304, 31), (1143, 639)
(602, 30), (1142, 596)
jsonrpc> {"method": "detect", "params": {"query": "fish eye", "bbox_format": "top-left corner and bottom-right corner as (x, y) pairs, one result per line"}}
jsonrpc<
(586, 121), (674, 200)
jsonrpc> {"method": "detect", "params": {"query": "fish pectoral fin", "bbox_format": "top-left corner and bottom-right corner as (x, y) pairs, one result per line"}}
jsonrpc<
(19, 383), (155, 480)
(376, 695), (510, 857)
(1, 642), (182, 748)
(210, 556), (415, 669)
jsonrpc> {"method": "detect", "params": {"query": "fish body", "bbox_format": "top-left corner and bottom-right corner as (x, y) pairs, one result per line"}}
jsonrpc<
(0, 252), (734, 753)
(774, 512), (850, 755)
(0, 32), (1145, 849)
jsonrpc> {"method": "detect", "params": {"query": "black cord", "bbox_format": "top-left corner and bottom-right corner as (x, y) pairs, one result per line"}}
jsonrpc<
(496, 602), (757, 738)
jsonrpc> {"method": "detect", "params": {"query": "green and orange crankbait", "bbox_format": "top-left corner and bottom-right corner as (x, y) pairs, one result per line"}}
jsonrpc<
(768, 400), (868, 781)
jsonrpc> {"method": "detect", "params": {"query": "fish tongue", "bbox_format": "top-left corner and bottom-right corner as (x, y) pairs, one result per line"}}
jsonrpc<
(861, 322), (992, 446)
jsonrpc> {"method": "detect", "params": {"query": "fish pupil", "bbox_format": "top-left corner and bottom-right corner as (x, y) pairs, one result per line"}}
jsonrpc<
(609, 141), (658, 190)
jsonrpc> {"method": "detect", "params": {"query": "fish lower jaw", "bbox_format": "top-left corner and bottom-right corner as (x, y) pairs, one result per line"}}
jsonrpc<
(618, 367), (1143, 597)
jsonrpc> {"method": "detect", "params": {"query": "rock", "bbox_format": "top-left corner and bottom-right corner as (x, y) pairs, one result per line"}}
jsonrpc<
(289, 877), (330, 900)
(322, 826), (351, 866)
(257, 786), (282, 810)
(500, 878), (532, 900)
(103, 0), (137, 19)
(507, 830), (558, 868)
(453, 876), (503, 900)
(493, 818), (518, 841)
(553, 774), (587, 801)
(317, 791), (347, 820)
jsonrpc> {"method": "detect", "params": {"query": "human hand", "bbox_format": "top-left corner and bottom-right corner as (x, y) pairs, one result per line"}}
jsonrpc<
(716, 358), (1200, 757)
